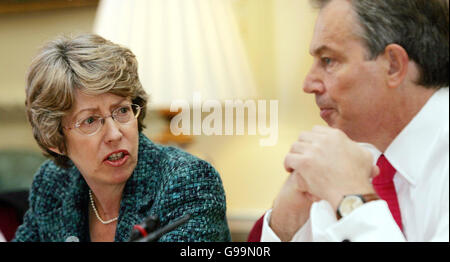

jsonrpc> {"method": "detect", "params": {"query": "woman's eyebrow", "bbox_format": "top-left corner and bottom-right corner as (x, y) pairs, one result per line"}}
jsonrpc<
(109, 98), (129, 109)
(72, 98), (128, 118)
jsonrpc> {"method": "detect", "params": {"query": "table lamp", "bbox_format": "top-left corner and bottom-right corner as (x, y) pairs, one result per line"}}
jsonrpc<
(93, 0), (256, 147)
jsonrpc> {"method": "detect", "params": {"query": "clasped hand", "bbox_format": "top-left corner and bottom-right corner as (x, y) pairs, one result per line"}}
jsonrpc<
(284, 125), (379, 210)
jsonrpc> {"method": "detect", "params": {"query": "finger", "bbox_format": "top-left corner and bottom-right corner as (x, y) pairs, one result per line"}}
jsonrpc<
(312, 125), (349, 140)
(290, 172), (309, 192)
(304, 192), (321, 202)
(298, 130), (324, 143)
(311, 125), (332, 133)
(370, 165), (380, 178)
(289, 141), (309, 154)
(284, 153), (303, 173)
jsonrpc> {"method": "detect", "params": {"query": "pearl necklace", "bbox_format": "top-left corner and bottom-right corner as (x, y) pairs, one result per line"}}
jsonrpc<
(89, 189), (118, 225)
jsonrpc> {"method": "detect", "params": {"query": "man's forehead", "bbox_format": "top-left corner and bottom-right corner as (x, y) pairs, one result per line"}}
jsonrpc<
(310, 0), (360, 54)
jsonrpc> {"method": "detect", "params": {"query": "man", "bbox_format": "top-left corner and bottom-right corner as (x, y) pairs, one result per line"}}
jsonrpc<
(251, 0), (449, 241)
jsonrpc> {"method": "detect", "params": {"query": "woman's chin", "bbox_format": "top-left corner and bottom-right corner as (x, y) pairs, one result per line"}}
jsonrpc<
(100, 157), (137, 185)
(101, 169), (133, 185)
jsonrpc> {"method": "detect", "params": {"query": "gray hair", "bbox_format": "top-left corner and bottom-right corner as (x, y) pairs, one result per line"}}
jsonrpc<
(311, 0), (449, 88)
(25, 34), (148, 168)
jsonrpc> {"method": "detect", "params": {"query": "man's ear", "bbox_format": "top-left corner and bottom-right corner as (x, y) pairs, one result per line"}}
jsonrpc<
(383, 44), (409, 89)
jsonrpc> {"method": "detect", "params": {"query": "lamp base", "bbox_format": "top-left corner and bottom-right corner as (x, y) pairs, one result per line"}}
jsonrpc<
(153, 109), (193, 148)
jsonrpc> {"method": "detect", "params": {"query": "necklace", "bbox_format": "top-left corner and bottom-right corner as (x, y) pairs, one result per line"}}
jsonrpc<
(89, 189), (118, 225)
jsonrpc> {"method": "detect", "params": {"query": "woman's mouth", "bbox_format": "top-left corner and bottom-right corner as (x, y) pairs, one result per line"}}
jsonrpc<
(108, 152), (125, 161)
(104, 150), (130, 167)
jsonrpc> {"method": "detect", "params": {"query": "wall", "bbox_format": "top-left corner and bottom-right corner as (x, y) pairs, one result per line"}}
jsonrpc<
(0, 6), (98, 107)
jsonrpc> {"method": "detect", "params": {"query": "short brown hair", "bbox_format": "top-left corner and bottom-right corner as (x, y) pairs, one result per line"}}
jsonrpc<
(25, 34), (148, 168)
(311, 0), (449, 88)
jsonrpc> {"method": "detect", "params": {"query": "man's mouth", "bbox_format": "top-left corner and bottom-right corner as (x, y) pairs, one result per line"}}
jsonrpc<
(319, 107), (335, 120)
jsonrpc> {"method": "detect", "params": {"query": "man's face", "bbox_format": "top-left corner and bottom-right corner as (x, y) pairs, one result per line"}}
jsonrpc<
(303, 0), (389, 142)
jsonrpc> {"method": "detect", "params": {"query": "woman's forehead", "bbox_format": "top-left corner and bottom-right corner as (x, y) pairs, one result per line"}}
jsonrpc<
(70, 91), (129, 116)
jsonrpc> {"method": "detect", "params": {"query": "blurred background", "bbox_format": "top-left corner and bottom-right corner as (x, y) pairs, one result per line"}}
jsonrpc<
(0, 0), (323, 241)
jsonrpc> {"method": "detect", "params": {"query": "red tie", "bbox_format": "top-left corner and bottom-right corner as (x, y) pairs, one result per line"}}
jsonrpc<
(372, 154), (403, 231)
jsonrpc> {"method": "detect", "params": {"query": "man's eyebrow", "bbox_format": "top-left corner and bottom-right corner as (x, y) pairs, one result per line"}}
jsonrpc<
(310, 45), (333, 56)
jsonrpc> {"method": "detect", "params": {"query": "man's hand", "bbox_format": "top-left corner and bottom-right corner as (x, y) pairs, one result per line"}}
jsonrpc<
(269, 173), (317, 241)
(284, 126), (377, 211)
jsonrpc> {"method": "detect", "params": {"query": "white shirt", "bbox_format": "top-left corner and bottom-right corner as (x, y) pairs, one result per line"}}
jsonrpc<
(262, 88), (449, 242)
(0, 230), (6, 242)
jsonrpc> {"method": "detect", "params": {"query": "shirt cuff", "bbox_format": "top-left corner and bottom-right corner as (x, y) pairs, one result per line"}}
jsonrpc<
(0, 231), (6, 242)
(261, 210), (281, 242)
(310, 200), (406, 242)
(261, 209), (312, 242)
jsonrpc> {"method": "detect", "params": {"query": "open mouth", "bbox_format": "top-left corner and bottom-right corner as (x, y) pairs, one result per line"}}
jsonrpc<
(104, 150), (130, 167)
(107, 152), (125, 161)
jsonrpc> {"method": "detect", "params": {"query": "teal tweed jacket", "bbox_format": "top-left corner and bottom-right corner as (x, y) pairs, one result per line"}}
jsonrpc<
(13, 133), (231, 242)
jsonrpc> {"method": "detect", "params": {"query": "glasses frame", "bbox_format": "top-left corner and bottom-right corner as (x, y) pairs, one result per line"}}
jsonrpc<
(63, 103), (142, 136)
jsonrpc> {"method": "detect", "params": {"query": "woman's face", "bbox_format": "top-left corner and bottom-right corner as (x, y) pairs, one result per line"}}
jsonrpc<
(61, 90), (139, 187)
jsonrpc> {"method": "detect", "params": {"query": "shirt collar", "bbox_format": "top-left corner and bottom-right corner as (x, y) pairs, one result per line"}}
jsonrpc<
(384, 88), (449, 186)
(359, 88), (448, 186)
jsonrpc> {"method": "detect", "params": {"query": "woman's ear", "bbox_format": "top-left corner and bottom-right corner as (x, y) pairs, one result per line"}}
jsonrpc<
(48, 147), (64, 156)
(383, 44), (410, 89)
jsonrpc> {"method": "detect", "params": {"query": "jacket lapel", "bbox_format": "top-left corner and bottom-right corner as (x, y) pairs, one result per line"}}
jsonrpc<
(114, 134), (160, 242)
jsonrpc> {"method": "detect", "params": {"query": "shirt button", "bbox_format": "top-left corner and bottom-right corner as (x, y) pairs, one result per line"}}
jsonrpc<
(342, 239), (351, 242)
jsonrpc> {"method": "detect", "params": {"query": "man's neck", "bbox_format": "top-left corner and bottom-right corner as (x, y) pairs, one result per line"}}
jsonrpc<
(371, 85), (438, 152)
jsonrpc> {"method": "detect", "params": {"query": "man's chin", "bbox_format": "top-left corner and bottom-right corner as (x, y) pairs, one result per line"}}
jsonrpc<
(324, 118), (336, 128)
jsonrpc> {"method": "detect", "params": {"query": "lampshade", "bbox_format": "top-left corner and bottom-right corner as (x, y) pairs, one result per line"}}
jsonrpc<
(93, 0), (257, 109)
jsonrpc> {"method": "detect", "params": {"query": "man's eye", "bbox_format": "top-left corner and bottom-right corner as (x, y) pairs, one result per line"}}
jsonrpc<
(322, 57), (333, 65)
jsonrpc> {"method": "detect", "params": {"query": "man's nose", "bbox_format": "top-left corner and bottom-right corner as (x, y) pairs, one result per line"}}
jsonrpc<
(303, 68), (325, 95)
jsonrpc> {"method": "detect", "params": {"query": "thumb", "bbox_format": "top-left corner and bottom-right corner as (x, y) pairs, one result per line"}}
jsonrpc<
(305, 192), (321, 202)
(370, 165), (380, 178)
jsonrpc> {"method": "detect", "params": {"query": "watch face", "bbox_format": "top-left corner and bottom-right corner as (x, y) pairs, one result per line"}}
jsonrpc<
(338, 195), (364, 217)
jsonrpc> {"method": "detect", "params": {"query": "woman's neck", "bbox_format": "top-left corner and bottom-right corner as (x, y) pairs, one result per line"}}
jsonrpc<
(89, 183), (125, 219)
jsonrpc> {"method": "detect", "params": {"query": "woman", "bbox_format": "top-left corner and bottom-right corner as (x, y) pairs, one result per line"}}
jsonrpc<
(13, 34), (231, 242)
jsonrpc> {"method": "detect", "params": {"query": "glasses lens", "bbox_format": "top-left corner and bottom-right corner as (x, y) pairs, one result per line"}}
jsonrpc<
(78, 116), (102, 135)
(73, 104), (141, 136)
(113, 104), (140, 124)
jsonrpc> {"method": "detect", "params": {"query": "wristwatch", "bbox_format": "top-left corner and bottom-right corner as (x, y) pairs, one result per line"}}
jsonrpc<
(337, 193), (380, 219)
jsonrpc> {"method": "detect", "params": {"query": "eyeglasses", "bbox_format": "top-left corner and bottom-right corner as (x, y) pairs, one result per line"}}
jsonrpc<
(64, 104), (142, 136)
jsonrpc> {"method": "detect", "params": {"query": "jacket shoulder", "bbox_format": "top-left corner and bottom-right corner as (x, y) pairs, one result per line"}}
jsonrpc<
(28, 160), (73, 215)
(143, 143), (230, 241)
(138, 133), (213, 174)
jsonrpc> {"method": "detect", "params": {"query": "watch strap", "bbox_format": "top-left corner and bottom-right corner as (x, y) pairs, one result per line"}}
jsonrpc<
(360, 193), (380, 203)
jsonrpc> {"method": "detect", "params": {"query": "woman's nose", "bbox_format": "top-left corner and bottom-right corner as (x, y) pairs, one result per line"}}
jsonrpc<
(103, 117), (123, 143)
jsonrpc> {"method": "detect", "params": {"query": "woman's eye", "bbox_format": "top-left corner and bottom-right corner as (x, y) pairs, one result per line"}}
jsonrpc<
(83, 116), (96, 125)
(118, 107), (130, 114)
